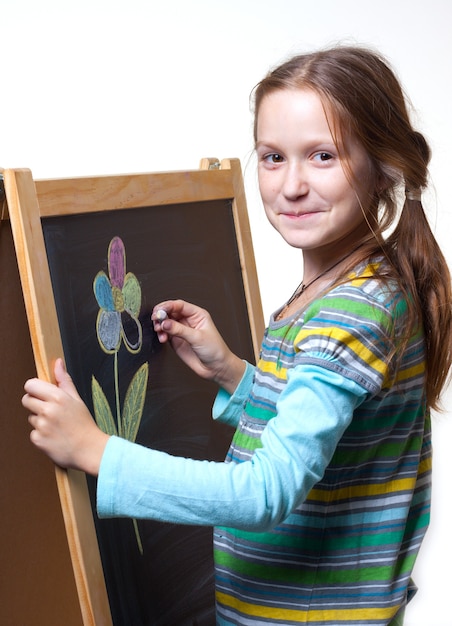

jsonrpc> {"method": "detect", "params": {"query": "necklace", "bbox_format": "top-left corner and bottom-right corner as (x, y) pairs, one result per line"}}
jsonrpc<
(285, 243), (365, 308)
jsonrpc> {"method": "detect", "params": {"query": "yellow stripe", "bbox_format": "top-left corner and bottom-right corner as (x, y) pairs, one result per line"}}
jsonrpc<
(258, 359), (287, 379)
(309, 457), (431, 502)
(217, 591), (397, 621)
(396, 361), (425, 381)
(419, 456), (432, 474)
(348, 262), (381, 285)
(259, 345), (423, 387)
(294, 326), (388, 376)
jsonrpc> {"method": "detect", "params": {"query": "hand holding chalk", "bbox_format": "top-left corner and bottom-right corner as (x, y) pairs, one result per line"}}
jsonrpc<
(153, 308), (170, 343)
(151, 299), (245, 392)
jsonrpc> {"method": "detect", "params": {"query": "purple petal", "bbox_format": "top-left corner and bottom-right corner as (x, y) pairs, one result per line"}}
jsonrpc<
(108, 236), (125, 288)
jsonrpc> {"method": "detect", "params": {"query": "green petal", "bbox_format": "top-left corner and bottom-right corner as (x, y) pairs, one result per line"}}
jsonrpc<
(123, 272), (142, 316)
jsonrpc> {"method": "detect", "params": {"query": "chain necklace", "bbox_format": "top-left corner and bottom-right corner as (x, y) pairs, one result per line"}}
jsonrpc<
(285, 243), (365, 309)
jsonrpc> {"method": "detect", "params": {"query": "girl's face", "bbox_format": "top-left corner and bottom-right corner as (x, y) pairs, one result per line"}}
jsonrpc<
(256, 88), (375, 260)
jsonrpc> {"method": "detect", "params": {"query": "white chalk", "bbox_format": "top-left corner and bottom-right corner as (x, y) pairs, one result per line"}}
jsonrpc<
(155, 309), (168, 321)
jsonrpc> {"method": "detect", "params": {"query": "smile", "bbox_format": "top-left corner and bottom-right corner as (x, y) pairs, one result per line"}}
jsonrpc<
(281, 210), (323, 220)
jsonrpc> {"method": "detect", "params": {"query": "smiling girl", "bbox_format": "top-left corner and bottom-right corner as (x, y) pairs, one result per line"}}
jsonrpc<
(23, 47), (451, 625)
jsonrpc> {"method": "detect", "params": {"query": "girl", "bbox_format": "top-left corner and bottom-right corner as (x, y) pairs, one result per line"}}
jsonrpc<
(23, 46), (451, 625)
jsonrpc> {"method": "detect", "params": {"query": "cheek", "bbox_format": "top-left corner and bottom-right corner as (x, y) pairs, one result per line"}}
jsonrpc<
(257, 171), (275, 201)
(349, 155), (377, 205)
(327, 165), (370, 206)
(313, 170), (351, 202)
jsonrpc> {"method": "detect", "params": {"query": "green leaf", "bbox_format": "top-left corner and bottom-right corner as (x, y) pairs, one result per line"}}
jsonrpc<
(92, 375), (118, 436)
(122, 363), (148, 442)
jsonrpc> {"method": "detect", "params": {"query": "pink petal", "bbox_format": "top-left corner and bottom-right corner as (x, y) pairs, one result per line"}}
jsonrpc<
(108, 236), (125, 288)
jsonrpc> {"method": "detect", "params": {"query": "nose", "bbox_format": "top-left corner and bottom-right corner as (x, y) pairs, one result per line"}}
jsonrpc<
(281, 162), (309, 200)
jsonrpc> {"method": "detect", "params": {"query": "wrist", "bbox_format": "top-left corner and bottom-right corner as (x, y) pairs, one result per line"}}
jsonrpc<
(214, 355), (246, 395)
(78, 430), (110, 476)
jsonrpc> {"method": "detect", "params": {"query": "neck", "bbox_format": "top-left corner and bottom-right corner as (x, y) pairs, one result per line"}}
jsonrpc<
(301, 234), (370, 284)
(287, 241), (367, 305)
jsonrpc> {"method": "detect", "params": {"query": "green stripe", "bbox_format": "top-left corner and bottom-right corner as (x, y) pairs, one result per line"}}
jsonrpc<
(214, 548), (418, 585)
(218, 525), (410, 552)
(231, 429), (263, 451)
(331, 435), (425, 464)
(244, 403), (275, 422)
(304, 295), (391, 328)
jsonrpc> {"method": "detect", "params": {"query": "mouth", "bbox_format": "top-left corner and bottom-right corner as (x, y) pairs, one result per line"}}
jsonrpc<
(282, 210), (323, 219)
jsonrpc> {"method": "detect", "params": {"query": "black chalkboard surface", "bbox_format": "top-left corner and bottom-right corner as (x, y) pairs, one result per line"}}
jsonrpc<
(5, 160), (263, 626)
(42, 199), (255, 624)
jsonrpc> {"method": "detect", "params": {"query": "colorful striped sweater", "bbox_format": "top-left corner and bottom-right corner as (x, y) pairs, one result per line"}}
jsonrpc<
(97, 261), (431, 625)
(214, 262), (430, 625)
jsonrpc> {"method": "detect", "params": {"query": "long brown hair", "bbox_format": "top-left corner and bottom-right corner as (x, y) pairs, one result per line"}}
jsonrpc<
(252, 46), (452, 410)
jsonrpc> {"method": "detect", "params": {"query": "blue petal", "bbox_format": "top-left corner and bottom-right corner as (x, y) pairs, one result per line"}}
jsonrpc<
(94, 272), (115, 311)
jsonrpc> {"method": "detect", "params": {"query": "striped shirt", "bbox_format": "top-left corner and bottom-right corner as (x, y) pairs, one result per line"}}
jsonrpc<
(214, 261), (431, 625)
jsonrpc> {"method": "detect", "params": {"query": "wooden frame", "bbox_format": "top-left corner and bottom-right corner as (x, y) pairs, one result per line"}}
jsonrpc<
(4, 158), (264, 624)
(1, 173), (81, 625)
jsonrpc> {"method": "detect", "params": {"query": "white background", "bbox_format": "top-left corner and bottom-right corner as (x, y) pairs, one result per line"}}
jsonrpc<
(2, 1), (451, 624)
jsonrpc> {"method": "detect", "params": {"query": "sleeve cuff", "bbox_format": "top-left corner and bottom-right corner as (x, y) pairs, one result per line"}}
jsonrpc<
(96, 435), (129, 517)
(212, 361), (255, 426)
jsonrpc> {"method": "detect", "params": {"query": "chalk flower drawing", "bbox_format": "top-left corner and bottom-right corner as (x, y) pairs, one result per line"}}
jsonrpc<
(91, 236), (148, 554)
(93, 235), (142, 354)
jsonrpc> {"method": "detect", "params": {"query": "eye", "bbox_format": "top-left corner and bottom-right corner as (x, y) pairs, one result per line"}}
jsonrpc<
(263, 153), (284, 164)
(313, 152), (333, 163)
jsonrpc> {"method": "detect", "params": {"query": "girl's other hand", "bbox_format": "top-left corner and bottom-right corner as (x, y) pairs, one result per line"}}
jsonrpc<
(23, 359), (109, 475)
(152, 299), (245, 394)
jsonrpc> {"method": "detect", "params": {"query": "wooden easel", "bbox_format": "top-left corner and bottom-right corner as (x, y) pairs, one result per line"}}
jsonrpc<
(2, 159), (263, 625)
(0, 170), (84, 625)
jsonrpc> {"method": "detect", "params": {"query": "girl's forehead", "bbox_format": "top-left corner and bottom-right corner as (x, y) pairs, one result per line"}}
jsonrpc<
(257, 88), (344, 128)
(256, 88), (343, 141)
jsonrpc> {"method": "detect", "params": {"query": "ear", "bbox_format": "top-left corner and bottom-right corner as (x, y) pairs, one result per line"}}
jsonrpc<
(375, 172), (390, 194)
(375, 161), (400, 194)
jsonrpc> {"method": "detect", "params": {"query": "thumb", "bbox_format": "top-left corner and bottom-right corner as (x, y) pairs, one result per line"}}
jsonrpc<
(54, 358), (80, 399)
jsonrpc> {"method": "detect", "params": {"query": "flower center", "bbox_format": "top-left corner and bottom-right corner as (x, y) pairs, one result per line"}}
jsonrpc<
(112, 286), (125, 312)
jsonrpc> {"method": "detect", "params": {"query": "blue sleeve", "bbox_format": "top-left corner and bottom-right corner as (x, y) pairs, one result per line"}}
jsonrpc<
(212, 360), (255, 427)
(97, 363), (368, 531)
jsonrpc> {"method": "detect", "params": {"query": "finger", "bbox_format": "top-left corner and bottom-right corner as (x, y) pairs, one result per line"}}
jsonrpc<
(23, 377), (57, 401)
(22, 395), (38, 416)
(151, 302), (173, 341)
(152, 299), (203, 322)
(22, 390), (47, 414)
(29, 427), (41, 446)
(158, 317), (194, 342)
(152, 300), (180, 320)
(155, 327), (171, 344)
(29, 425), (51, 454)
(54, 359), (80, 399)
(28, 413), (47, 438)
(22, 391), (32, 411)
(152, 302), (175, 321)
(152, 301), (189, 342)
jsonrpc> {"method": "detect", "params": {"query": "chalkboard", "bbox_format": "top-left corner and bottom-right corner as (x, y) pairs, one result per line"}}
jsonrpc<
(5, 159), (264, 625)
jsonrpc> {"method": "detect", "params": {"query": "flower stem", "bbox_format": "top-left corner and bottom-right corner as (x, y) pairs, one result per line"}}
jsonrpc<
(133, 518), (143, 555)
(114, 351), (122, 436)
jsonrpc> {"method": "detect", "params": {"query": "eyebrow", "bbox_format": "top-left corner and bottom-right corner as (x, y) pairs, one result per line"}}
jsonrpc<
(255, 138), (338, 152)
